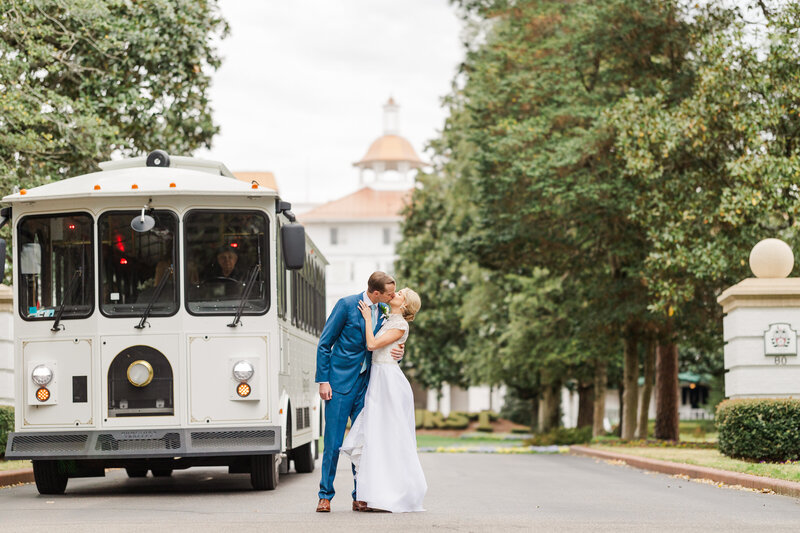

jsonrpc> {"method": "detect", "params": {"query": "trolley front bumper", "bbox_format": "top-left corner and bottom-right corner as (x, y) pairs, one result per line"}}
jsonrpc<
(4, 426), (281, 460)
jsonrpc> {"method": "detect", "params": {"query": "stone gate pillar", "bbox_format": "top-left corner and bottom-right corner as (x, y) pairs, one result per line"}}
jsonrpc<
(717, 239), (800, 398)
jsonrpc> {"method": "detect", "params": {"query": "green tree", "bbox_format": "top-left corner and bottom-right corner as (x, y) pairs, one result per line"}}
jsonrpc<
(445, 0), (704, 438)
(606, 0), (800, 436)
(0, 0), (228, 191)
(396, 171), (472, 393)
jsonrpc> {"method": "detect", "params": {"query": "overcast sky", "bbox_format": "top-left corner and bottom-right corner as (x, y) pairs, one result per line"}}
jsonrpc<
(197, 1), (465, 205)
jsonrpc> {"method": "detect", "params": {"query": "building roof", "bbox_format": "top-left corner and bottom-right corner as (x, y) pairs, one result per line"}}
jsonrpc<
(353, 134), (425, 169)
(233, 171), (278, 192)
(299, 186), (410, 222)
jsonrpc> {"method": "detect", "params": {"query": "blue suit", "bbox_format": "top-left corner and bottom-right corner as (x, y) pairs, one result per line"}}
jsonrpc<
(316, 293), (384, 501)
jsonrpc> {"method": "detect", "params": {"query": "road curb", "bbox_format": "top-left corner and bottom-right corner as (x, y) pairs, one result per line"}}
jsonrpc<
(0, 468), (33, 488)
(570, 445), (800, 498)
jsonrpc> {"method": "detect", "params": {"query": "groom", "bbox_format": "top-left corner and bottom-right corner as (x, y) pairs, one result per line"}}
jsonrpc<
(315, 271), (404, 512)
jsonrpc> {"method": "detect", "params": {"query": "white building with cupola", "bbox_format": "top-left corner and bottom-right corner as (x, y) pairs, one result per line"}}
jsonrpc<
(300, 98), (424, 312)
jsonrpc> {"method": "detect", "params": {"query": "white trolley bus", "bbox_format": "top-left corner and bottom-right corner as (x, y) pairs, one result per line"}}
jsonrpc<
(2, 151), (326, 494)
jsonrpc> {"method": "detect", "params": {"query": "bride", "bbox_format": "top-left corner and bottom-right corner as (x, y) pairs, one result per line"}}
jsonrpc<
(340, 287), (427, 513)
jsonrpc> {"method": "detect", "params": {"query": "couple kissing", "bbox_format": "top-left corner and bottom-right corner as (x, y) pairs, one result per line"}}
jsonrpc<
(315, 271), (426, 513)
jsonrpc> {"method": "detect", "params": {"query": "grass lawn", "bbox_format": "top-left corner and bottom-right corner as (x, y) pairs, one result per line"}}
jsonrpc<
(321, 434), (528, 453)
(591, 445), (800, 483)
(0, 459), (30, 472)
(415, 434), (526, 449)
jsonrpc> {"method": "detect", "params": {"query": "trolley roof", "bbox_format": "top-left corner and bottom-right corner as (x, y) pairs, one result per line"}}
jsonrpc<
(2, 155), (277, 204)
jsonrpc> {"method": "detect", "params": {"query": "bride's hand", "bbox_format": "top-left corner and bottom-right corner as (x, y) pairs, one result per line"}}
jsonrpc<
(358, 301), (371, 321)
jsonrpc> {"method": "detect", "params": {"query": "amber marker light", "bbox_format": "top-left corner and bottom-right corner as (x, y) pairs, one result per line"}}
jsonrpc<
(131, 184), (139, 189)
(20, 189), (26, 195)
(237, 382), (251, 397)
(36, 387), (50, 402)
(251, 183), (258, 189)
(169, 182), (176, 188)
(94, 184), (101, 190)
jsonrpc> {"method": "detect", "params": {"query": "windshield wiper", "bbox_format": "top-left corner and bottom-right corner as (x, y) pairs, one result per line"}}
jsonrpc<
(135, 264), (173, 329)
(228, 264), (261, 328)
(51, 268), (83, 332)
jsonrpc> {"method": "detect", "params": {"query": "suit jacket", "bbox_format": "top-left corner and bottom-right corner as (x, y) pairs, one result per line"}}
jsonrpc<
(315, 293), (384, 394)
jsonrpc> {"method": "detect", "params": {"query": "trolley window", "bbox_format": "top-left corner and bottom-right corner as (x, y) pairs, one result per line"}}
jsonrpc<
(184, 210), (269, 315)
(98, 210), (179, 317)
(17, 213), (94, 320)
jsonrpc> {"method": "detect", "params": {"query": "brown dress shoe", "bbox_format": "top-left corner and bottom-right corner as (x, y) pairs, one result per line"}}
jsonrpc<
(316, 499), (331, 512)
(352, 500), (368, 512)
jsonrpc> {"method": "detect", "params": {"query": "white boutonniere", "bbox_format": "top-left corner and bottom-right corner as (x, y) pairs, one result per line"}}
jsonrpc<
(379, 303), (390, 321)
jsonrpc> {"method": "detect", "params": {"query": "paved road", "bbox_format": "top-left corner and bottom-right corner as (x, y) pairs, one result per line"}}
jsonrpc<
(1, 453), (800, 532)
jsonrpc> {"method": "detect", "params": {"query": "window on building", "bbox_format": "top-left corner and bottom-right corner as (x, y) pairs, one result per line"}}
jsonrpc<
(330, 227), (338, 245)
(383, 227), (391, 246)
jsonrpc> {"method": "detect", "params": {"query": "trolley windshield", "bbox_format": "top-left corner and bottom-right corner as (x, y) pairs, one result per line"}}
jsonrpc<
(17, 213), (94, 320)
(185, 210), (269, 315)
(99, 210), (179, 317)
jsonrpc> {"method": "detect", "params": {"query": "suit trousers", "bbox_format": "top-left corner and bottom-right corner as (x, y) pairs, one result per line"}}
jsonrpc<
(318, 370), (369, 500)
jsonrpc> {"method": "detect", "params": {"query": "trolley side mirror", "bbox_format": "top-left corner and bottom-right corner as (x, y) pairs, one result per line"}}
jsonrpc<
(281, 224), (305, 270)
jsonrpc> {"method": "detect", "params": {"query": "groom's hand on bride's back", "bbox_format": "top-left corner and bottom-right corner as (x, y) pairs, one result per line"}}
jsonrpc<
(319, 383), (332, 400)
(391, 343), (405, 361)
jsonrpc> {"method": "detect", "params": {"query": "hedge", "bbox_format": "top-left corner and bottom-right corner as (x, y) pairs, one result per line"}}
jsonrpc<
(0, 406), (13, 457)
(476, 411), (493, 433)
(413, 410), (490, 430)
(716, 398), (800, 462)
(525, 426), (592, 446)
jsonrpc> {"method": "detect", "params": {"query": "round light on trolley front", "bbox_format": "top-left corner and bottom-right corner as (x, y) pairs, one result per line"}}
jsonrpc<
(36, 387), (50, 402)
(127, 360), (154, 387)
(31, 364), (53, 386)
(232, 360), (254, 382)
(236, 382), (251, 397)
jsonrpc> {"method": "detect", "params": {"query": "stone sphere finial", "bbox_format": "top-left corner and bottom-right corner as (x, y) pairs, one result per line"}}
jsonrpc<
(749, 238), (794, 278)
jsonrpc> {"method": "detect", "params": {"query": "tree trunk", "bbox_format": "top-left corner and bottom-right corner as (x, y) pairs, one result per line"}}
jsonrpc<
(615, 383), (623, 437)
(621, 333), (639, 440)
(636, 336), (656, 439)
(530, 396), (539, 433)
(539, 383), (560, 432)
(655, 336), (680, 441)
(592, 359), (607, 437)
(576, 381), (594, 428)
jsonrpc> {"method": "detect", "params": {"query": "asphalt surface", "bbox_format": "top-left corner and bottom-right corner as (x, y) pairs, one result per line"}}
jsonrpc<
(1, 453), (799, 532)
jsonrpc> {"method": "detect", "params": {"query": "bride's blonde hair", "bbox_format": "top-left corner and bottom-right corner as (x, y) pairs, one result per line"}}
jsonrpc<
(400, 288), (421, 322)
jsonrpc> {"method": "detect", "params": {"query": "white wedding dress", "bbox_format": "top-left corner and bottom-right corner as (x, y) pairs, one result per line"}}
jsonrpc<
(340, 314), (427, 512)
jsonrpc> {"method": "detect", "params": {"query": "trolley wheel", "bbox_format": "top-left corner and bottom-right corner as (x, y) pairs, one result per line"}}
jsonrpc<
(293, 442), (315, 473)
(125, 468), (148, 478)
(250, 454), (279, 490)
(151, 469), (173, 477)
(32, 460), (68, 495)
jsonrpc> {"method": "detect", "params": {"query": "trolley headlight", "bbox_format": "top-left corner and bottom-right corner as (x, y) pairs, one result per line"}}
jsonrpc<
(233, 360), (254, 382)
(127, 360), (154, 387)
(31, 364), (53, 386)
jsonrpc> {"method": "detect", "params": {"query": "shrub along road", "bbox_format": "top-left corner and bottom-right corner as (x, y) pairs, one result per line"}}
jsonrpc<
(1, 453), (800, 531)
